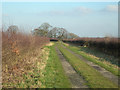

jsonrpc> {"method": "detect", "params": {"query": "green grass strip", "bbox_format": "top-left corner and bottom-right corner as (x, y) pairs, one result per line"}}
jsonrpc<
(63, 43), (119, 76)
(40, 44), (72, 88)
(58, 43), (118, 88)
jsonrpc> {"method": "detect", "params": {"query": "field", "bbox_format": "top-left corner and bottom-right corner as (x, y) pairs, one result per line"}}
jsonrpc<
(2, 1), (119, 89)
(2, 31), (119, 88)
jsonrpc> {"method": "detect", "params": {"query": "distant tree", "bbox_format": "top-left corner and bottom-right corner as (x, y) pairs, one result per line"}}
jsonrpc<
(48, 27), (58, 38)
(57, 28), (68, 39)
(40, 23), (52, 31)
(7, 25), (19, 34)
(48, 27), (68, 39)
(32, 22), (79, 40)
(33, 23), (52, 37)
(68, 33), (79, 39)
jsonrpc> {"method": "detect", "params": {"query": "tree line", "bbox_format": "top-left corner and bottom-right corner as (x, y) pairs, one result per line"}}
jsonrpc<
(5, 22), (79, 40)
(32, 23), (79, 39)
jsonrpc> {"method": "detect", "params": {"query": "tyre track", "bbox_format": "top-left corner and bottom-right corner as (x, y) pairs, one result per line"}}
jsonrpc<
(55, 46), (89, 88)
(61, 44), (119, 87)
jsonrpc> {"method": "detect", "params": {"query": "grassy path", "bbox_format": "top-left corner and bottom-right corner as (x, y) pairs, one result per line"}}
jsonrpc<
(57, 42), (118, 88)
(61, 43), (119, 86)
(40, 44), (71, 88)
(55, 46), (88, 88)
(63, 43), (119, 76)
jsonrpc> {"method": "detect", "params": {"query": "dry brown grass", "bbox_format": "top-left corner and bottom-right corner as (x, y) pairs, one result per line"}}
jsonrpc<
(2, 31), (50, 87)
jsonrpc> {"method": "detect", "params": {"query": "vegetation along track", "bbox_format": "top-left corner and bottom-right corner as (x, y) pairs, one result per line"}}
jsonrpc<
(55, 46), (88, 88)
(40, 44), (72, 88)
(63, 43), (119, 76)
(57, 42), (118, 88)
(61, 43), (119, 86)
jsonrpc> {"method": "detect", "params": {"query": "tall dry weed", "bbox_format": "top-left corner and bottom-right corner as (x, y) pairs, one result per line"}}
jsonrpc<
(2, 31), (49, 87)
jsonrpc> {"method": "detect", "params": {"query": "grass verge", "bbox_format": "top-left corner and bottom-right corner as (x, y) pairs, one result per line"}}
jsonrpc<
(39, 44), (72, 88)
(62, 43), (119, 76)
(2, 47), (49, 88)
(58, 43), (118, 88)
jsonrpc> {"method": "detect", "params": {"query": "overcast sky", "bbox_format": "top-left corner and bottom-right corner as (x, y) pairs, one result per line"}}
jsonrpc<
(2, 2), (118, 37)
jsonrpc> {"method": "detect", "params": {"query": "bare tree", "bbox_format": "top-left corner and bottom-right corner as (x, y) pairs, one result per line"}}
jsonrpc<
(39, 23), (52, 31)
(48, 27), (58, 38)
(33, 23), (52, 37)
(32, 22), (79, 40)
(7, 25), (19, 34)
(67, 33), (79, 39)
(48, 27), (68, 39)
(57, 28), (68, 39)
